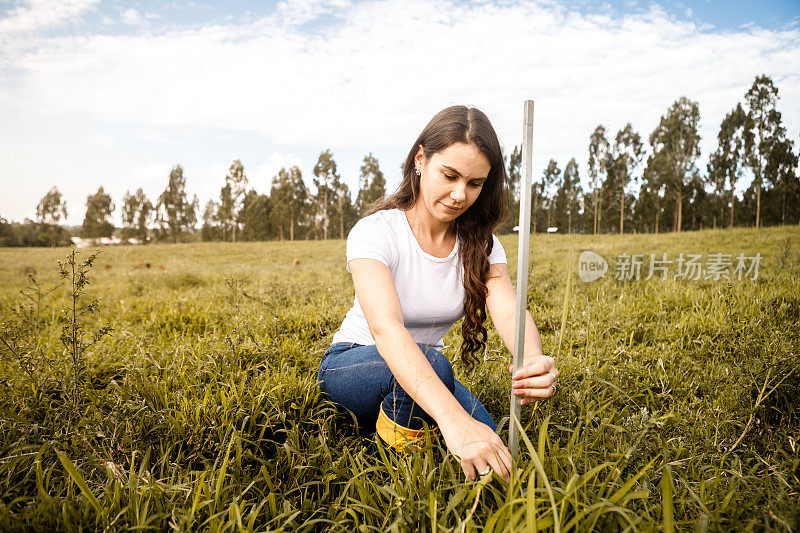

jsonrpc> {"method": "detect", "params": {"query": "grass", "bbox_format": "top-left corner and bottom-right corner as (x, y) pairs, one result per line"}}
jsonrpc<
(0, 225), (798, 531)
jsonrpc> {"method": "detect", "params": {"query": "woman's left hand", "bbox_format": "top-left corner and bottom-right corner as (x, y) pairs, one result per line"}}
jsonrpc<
(507, 355), (559, 406)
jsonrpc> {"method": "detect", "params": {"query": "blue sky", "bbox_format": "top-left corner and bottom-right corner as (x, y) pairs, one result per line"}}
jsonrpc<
(1, 0), (798, 225)
(583, 0), (799, 31)
(5, 1), (796, 32)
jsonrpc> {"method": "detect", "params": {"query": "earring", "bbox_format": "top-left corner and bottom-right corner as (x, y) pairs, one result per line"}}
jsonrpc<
(415, 167), (421, 177)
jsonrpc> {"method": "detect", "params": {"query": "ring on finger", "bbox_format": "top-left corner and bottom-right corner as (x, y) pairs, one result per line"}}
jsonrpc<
(478, 466), (491, 476)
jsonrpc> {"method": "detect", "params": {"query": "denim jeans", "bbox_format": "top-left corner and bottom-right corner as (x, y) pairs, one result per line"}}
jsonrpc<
(317, 342), (497, 435)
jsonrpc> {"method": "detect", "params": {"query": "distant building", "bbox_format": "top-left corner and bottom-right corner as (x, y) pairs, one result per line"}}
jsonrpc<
(70, 236), (128, 247)
(512, 226), (559, 233)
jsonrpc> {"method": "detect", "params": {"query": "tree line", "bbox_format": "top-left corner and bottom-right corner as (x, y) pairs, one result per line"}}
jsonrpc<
(0, 150), (386, 246)
(1, 75), (796, 247)
(495, 75), (798, 235)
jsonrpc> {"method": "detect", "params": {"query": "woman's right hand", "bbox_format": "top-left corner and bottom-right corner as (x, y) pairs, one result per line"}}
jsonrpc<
(440, 413), (513, 482)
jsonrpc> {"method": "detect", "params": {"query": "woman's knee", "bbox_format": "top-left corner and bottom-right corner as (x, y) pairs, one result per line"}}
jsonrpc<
(420, 345), (455, 392)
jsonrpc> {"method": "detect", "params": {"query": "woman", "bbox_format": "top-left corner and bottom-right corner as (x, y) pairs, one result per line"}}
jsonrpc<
(317, 105), (558, 482)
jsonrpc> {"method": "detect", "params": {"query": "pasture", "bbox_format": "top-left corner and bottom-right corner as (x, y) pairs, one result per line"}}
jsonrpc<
(0, 226), (798, 531)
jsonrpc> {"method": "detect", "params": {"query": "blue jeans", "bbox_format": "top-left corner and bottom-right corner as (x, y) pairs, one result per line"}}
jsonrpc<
(317, 342), (497, 435)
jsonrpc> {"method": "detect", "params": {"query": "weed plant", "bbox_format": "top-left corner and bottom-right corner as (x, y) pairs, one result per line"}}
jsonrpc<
(0, 227), (798, 531)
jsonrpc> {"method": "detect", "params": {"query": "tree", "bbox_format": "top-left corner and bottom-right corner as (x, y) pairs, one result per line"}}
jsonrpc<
(36, 187), (68, 246)
(588, 126), (610, 234)
(201, 200), (221, 242)
(239, 190), (271, 241)
(638, 154), (668, 234)
(0, 215), (10, 246)
(225, 160), (248, 242)
(497, 145), (521, 234)
(313, 150), (339, 240)
(744, 75), (780, 229)
(648, 97), (700, 233)
(541, 159), (561, 230)
(554, 158), (581, 234)
(218, 183), (233, 241)
(0, 218), (70, 247)
(685, 170), (710, 231)
(330, 174), (356, 239)
(270, 166), (308, 241)
(81, 187), (114, 241)
(707, 103), (748, 229)
(706, 154), (726, 230)
(509, 145), (522, 231)
(121, 189), (153, 242)
(764, 136), (799, 225)
(608, 124), (643, 234)
(355, 154), (386, 217)
(156, 165), (197, 243)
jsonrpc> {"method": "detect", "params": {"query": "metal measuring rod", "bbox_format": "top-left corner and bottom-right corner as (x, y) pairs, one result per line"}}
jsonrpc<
(508, 100), (534, 461)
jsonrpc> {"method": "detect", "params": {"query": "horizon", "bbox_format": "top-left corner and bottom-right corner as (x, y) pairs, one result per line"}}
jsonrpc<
(1, 0), (798, 226)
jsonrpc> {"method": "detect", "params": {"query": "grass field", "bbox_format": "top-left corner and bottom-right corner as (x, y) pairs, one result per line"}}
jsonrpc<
(1, 226), (799, 531)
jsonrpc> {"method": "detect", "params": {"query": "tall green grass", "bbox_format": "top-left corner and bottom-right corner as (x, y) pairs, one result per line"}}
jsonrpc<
(0, 226), (798, 531)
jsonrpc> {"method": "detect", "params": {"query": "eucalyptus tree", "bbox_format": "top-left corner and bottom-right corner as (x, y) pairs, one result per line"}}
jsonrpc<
(355, 154), (382, 217)
(684, 170), (709, 231)
(81, 187), (114, 241)
(331, 173), (355, 240)
(744, 75), (782, 229)
(705, 150), (727, 230)
(508, 145), (522, 231)
(588, 126), (610, 234)
(608, 124), (643, 234)
(496, 145), (521, 234)
(218, 183), (233, 241)
(707, 103), (748, 229)
(225, 159), (248, 242)
(156, 165), (197, 243)
(508, 145), (522, 200)
(648, 97), (700, 233)
(554, 158), (581, 234)
(270, 166), (308, 241)
(541, 159), (561, 230)
(239, 190), (270, 241)
(121, 188), (153, 242)
(763, 135), (799, 225)
(639, 155), (668, 233)
(36, 187), (67, 246)
(201, 200), (221, 242)
(313, 150), (339, 240)
(355, 154), (386, 217)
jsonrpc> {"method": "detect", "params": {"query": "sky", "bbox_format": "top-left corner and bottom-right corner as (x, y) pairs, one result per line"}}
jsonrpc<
(1, 0), (798, 226)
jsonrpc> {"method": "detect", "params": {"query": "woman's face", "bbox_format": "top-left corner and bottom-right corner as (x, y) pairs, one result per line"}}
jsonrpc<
(414, 142), (491, 223)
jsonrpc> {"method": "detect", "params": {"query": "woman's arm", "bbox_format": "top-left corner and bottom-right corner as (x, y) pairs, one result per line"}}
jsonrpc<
(349, 258), (512, 480)
(485, 263), (558, 404)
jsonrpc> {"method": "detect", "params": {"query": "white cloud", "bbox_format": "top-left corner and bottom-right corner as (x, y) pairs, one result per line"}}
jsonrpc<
(120, 8), (143, 26)
(250, 152), (304, 191)
(1, 0), (799, 223)
(189, 162), (230, 207)
(275, 0), (352, 25)
(0, 0), (99, 34)
(96, 162), (225, 226)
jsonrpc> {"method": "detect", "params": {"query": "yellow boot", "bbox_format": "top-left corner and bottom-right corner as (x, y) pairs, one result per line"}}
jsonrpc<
(376, 405), (436, 451)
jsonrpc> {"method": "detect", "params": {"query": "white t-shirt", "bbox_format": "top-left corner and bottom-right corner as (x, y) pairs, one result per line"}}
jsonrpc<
(331, 208), (507, 349)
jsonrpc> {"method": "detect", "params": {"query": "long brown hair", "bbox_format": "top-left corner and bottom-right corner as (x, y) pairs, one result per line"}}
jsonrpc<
(367, 105), (508, 370)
